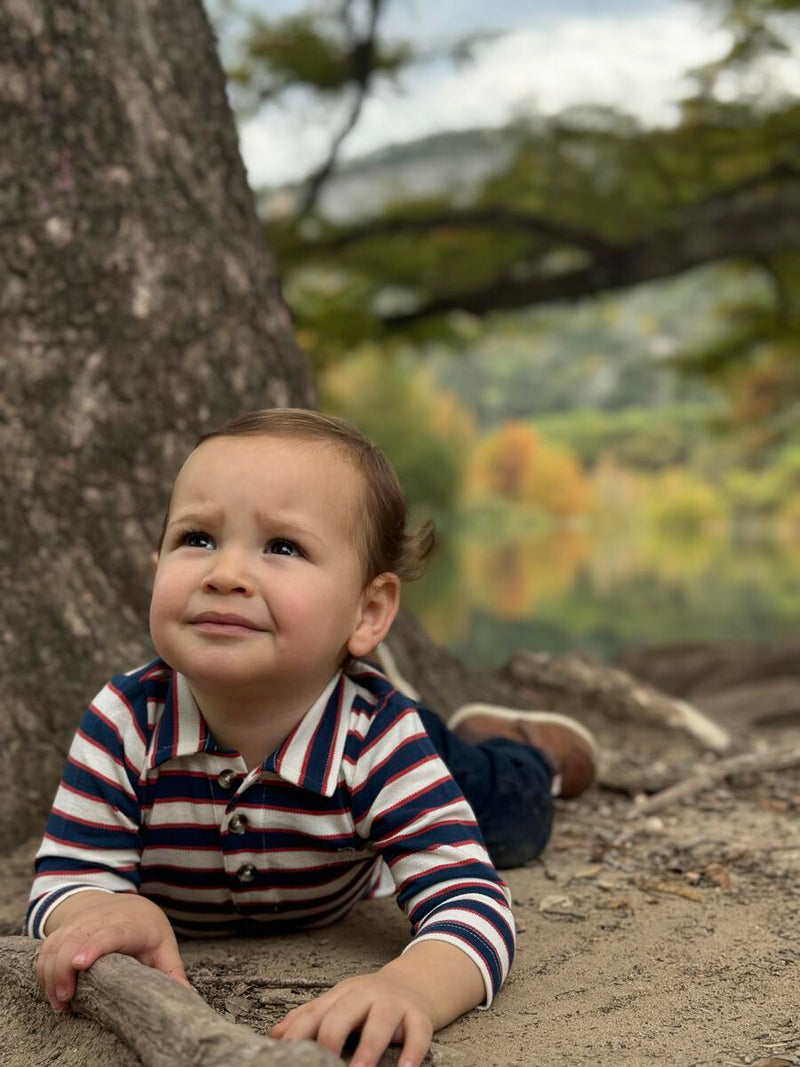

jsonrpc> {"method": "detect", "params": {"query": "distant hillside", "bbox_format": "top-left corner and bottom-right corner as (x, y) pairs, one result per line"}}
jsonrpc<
(426, 262), (752, 427)
(258, 127), (517, 222)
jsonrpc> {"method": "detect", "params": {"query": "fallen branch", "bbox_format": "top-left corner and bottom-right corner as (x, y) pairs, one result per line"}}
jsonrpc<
(0, 936), (342, 1067)
(631, 743), (800, 816)
(505, 651), (731, 753)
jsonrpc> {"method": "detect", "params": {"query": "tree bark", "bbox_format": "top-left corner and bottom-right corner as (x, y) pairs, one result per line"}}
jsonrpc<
(0, 937), (342, 1066)
(0, 0), (314, 850)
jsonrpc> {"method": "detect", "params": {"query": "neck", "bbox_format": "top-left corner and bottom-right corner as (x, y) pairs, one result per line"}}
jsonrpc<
(188, 673), (340, 771)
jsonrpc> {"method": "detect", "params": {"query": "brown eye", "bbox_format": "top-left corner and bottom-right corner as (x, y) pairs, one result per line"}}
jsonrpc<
(182, 531), (214, 549)
(267, 539), (301, 557)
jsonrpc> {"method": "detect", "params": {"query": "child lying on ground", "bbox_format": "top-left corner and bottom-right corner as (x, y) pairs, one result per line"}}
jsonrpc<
(28, 408), (597, 1067)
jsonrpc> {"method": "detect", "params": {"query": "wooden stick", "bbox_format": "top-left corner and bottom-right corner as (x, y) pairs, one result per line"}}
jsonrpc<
(631, 743), (800, 816)
(0, 936), (342, 1067)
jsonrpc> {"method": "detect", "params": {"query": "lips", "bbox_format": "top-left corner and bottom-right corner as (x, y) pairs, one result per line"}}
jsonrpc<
(191, 611), (265, 633)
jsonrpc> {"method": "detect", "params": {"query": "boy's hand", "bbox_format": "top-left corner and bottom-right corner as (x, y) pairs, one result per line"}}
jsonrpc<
(270, 970), (434, 1067)
(271, 940), (486, 1067)
(36, 891), (191, 1012)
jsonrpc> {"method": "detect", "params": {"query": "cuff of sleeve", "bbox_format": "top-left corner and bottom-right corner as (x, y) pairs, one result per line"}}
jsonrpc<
(402, 931), (496, 1008)
(27, 884), (115, 939)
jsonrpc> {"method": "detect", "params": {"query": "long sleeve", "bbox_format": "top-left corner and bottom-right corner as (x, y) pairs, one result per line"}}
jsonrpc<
(346, 694), (515, 1005)
(26, 680), (147, 938)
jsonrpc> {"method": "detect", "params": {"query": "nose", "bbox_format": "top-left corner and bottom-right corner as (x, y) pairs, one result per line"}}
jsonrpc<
(202, 547), (255, 595)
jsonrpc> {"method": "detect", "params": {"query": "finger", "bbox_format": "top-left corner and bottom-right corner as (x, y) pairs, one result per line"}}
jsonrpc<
(269, 1012), (296, 1038)
(45, 938), (83, 1011)
(270, 1000), (314, 1037)
(69, 921), (143, 971)
(35, 942), (50, 994)
(272, 995), (338, 1042)
(315, 996), (370, 1058)
(395, 1008), (434, 1067)
(148, 943), (192, 989)
(347, 1001), (405, 1067)
(36, 942), (64, 1011)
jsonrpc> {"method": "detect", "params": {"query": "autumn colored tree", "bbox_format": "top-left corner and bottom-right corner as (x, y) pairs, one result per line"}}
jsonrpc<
(320, 348), (475, 515)
(467, 422), (592, 518)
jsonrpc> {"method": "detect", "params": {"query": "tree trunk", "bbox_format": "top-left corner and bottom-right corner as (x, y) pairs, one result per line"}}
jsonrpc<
(1, 0), (314, 851)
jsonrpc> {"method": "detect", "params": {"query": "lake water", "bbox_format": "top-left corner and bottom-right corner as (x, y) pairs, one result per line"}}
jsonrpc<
(404, 522), (800, 667)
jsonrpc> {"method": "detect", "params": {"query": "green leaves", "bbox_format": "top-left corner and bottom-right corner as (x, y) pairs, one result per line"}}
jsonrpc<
(225, 6), (409, 111)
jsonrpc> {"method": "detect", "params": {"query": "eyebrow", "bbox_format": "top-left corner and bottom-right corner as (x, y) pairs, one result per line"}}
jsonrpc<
(254, 508), (325, 547)
(164, 507), (223, 531)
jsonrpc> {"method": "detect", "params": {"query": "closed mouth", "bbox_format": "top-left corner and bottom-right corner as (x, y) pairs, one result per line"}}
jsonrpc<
(191, 612), (264, 632)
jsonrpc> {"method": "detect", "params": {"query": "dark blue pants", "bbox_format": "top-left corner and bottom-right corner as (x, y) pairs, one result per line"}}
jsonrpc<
(417, 706), (555, 869)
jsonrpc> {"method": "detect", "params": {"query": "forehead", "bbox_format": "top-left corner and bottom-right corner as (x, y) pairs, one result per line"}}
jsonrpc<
(171, 433), (364, 510)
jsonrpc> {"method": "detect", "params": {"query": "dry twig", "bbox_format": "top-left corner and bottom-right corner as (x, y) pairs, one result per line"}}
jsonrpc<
(634, 876), (704, 903)
(631, 744), (800, 816)
(0, 936), (341, 1066)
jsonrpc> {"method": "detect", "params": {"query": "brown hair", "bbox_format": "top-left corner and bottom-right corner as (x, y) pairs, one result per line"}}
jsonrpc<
(180, 408), (435, 583)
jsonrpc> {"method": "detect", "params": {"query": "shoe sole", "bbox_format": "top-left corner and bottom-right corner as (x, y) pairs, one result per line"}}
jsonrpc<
(448, 703), (600, 760)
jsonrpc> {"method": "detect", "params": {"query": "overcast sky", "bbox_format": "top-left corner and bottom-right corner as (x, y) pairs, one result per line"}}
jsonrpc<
(225, 0), (799, 188)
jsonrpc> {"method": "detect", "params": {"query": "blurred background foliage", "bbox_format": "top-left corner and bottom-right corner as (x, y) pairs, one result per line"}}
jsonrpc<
(209, 0), (800, 664)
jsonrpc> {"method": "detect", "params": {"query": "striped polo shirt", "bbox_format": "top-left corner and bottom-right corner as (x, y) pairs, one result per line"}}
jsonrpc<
(27, 658), (515, 1003)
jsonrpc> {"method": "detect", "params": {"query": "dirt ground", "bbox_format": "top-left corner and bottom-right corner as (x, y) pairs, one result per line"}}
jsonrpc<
(1, 694), (798, 1067)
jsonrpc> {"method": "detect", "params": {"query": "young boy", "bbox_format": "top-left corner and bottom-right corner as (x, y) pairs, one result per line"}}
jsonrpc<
(29, 409), (596, 1067)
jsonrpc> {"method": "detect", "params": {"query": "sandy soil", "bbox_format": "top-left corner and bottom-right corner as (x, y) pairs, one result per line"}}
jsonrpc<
(1, 710), (798, 1067)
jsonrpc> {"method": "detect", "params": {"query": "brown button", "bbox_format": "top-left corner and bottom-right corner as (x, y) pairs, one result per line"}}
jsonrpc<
(237, 864), (256, 883)
(228, 813), (248, 835)
(217, 769), (237, 789)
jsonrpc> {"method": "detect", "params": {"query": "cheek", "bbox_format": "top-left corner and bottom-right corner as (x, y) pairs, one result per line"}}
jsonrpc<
(268, 572), (350, 628)
(149, 569), (187, 633)
(266, 579), (315, 624)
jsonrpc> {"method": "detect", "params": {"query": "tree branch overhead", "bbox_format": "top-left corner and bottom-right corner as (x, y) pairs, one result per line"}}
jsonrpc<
(382, 186), (800, 324)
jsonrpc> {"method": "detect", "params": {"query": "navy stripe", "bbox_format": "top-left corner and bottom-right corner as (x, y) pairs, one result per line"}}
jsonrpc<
(140, 856), (373, 903)
(60, 761), (140, 824)
(395, 857), (506, 910)
(422, 919), (504, 994)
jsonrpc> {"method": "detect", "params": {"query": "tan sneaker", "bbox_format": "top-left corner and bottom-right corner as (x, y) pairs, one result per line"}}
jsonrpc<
(448, 704), (599, 798)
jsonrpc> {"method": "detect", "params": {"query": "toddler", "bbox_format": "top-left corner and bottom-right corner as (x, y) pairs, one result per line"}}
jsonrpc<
(29, 408), (596, 1067)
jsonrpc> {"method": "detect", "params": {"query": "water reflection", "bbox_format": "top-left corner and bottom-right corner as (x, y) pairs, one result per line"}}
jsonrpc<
(404, 520), (800, 666)
(462, 529), (588, 620)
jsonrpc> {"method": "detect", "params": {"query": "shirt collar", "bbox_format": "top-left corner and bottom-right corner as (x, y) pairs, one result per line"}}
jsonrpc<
(144, 669), (357, 797)
(267, 671), (356, 796)
(145, 671), (219, 773)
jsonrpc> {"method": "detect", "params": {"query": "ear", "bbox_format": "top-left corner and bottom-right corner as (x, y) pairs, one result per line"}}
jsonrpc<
(347, 573), (401, 659)
(150, 550), (159, 576)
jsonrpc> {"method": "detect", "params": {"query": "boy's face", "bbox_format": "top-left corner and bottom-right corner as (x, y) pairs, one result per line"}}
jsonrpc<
(149, 434), (384, 707)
